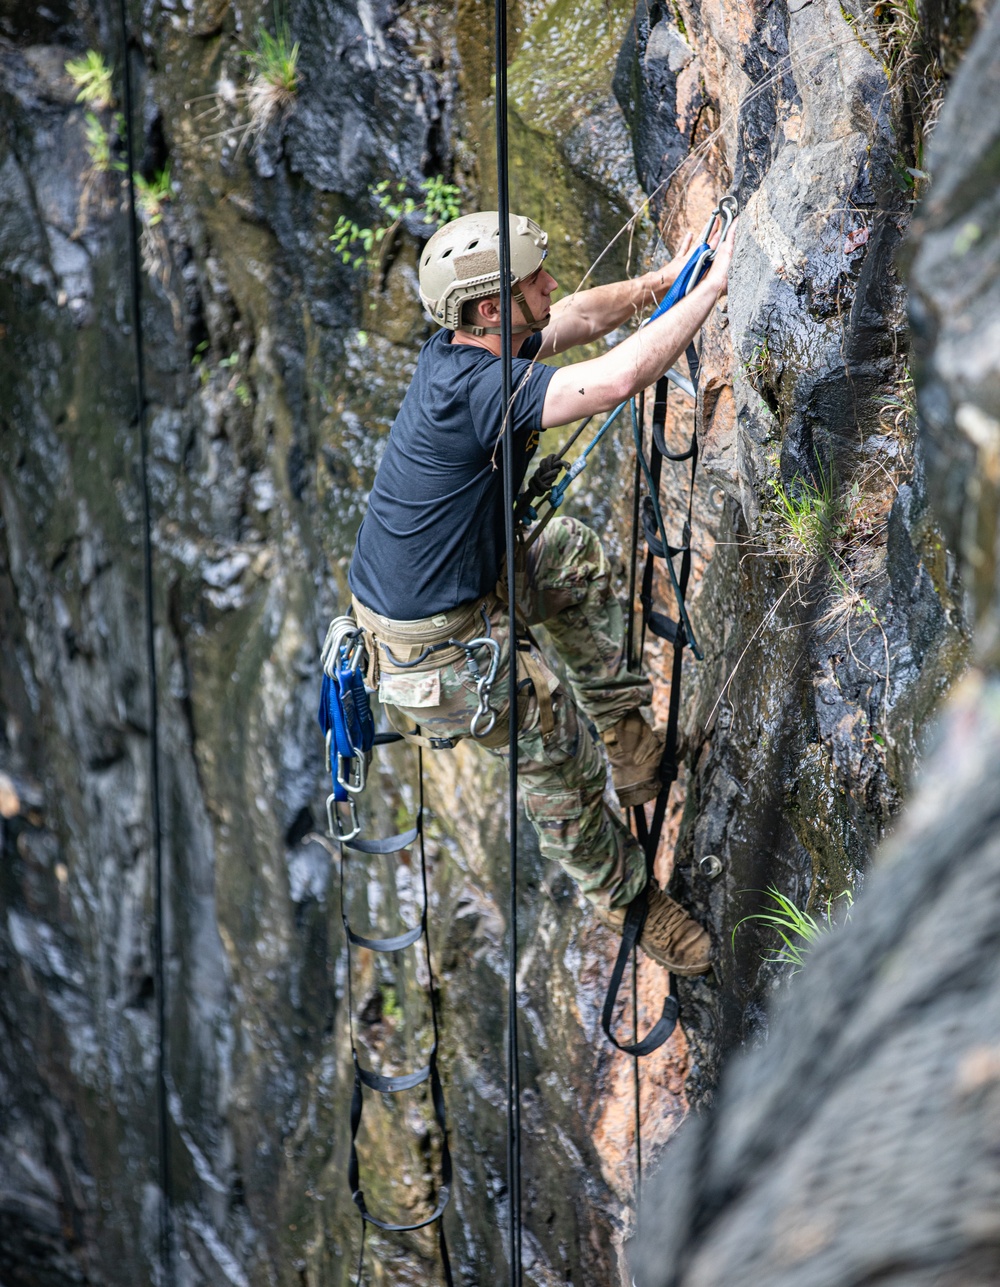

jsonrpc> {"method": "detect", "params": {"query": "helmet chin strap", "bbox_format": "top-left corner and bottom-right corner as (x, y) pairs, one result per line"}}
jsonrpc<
(458, 282), (548, 338)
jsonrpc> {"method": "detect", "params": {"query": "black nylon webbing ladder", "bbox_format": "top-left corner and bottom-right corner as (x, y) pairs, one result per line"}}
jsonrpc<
(340, 738), (454, 1286)
(600, 347), (702, 1070)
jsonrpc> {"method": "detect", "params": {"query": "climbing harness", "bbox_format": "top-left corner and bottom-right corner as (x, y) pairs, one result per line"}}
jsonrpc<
(379, 605), (502, 742)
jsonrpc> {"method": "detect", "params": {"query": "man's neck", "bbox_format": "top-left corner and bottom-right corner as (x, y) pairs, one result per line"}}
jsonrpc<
(449, 329), (531, 358)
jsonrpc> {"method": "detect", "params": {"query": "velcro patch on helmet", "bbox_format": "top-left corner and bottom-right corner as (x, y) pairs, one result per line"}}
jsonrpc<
(454, 249), (500, 280)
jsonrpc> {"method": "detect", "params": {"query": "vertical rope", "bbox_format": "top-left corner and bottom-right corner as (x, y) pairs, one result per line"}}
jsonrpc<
(494, 2), (522, 1281)
(116, 5), (173, 1281)
(627, 392), (645, 1206)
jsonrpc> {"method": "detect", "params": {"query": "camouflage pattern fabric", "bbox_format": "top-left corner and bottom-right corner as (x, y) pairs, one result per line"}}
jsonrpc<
(377, 516), (649, 910)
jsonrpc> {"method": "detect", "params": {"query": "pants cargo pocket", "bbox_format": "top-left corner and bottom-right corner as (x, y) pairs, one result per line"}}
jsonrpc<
(522, 787), (586, 856)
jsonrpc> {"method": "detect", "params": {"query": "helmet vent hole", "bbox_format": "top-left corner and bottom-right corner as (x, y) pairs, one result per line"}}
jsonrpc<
(442, 248), (453, 258)
(467, 239), (479, 249)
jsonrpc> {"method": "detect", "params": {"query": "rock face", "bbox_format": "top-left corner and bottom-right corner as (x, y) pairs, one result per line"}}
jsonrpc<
(0, 1), (982, 1286)
(632, 4), (1000, 1284)
(613, 0), (968, 1097)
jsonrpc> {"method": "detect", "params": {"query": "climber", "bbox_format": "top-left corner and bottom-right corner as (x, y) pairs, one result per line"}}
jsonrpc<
(348, 209), (736, 977)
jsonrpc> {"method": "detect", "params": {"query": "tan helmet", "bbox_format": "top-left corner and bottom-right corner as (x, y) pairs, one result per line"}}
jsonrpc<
(418, 211), (549, 334)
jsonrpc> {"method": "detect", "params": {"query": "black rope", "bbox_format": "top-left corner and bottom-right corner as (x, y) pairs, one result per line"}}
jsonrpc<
(116, 6), (173, 1281)
(495, 2), (522, 1282)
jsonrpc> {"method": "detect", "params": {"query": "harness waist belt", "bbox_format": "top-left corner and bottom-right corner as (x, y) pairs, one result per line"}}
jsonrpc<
(353, 593), (497, 674)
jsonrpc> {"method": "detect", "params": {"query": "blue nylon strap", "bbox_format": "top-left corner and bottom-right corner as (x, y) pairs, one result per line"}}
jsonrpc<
(647, 241), (713, 324)
(541, 243), (711, 519)
(317, 655), (376, 804)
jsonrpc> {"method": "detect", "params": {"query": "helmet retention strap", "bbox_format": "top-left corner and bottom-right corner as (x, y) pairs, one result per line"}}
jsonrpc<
(459, 281), (547, 338)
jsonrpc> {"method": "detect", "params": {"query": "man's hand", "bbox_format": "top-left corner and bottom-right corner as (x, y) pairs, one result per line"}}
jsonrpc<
(703, 215), (738, 300)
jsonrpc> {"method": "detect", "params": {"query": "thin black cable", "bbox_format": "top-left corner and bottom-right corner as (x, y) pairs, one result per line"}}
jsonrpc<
(116, 4), (173, 1280)
(630, 878), (642, 1202)
(495, 2), (521, 1282)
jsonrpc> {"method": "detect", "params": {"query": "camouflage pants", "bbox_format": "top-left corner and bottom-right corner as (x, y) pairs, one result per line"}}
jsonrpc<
(375, 516), (649, 911)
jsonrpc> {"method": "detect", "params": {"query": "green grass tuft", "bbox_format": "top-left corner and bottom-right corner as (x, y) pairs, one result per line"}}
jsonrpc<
(245, 8), (300, 134)
(134, 164), (172, 226)
(733, 885), (853, 973)
(331, 176), (463, 271)
(65, 50), (115, 110)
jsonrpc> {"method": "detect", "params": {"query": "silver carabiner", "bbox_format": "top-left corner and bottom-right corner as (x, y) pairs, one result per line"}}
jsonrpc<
(321, 614), (362, 678)
(700, 194), (738, 258)
(336, 751), (368, 795)
(464, 635), (502, 739)
(469, 635), (501, 686)
(470, 702), (498, 739)
(326, 792), (360, 843)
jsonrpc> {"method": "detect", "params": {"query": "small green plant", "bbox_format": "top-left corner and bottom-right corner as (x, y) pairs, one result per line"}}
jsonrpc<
(84, 112), (113, 173)
(134, 164), (172, 226)
(331, 176), (463, 271)
(65, 50), (114, 110)
(419, 174), (463, 226)
(767, 456), (843, 566)
(190, 345), (253, 406)
(733, 885), (853, 973)
(381, 985), (402, 1021)
(745, 336), (771, 388)
(245, 8), (300, 135)
(82, 109), (128, 176)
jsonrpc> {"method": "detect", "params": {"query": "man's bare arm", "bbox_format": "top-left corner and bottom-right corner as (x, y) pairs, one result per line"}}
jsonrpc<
(536, 235), (694, 359)
(539, 222), (734, 430)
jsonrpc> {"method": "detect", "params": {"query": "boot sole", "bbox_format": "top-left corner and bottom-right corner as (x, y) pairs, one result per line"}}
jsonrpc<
(639, 946), (713, 976)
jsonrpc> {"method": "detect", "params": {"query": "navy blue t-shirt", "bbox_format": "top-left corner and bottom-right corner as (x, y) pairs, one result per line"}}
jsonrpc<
(349, 330), (556, 619)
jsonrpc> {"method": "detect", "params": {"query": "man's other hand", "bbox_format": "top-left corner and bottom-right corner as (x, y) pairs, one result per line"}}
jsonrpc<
(704, 216), (738, 300)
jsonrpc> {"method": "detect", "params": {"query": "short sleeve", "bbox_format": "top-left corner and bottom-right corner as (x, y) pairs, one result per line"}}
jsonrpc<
(467, 341), (556, 453)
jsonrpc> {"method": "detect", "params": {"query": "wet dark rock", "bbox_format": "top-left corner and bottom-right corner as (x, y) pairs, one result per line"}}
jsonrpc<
(0, 0), (987, 1284)
(633, 678), (1000, 1287)
(633, 4), (1000, 1283)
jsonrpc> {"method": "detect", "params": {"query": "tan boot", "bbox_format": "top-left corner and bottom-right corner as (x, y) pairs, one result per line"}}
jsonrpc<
(602, 710), (665, 809)
(594, 883), (712, 976)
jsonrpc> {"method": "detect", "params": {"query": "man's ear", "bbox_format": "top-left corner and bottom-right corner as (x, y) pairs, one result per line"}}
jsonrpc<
(476, 294), (502, 324)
